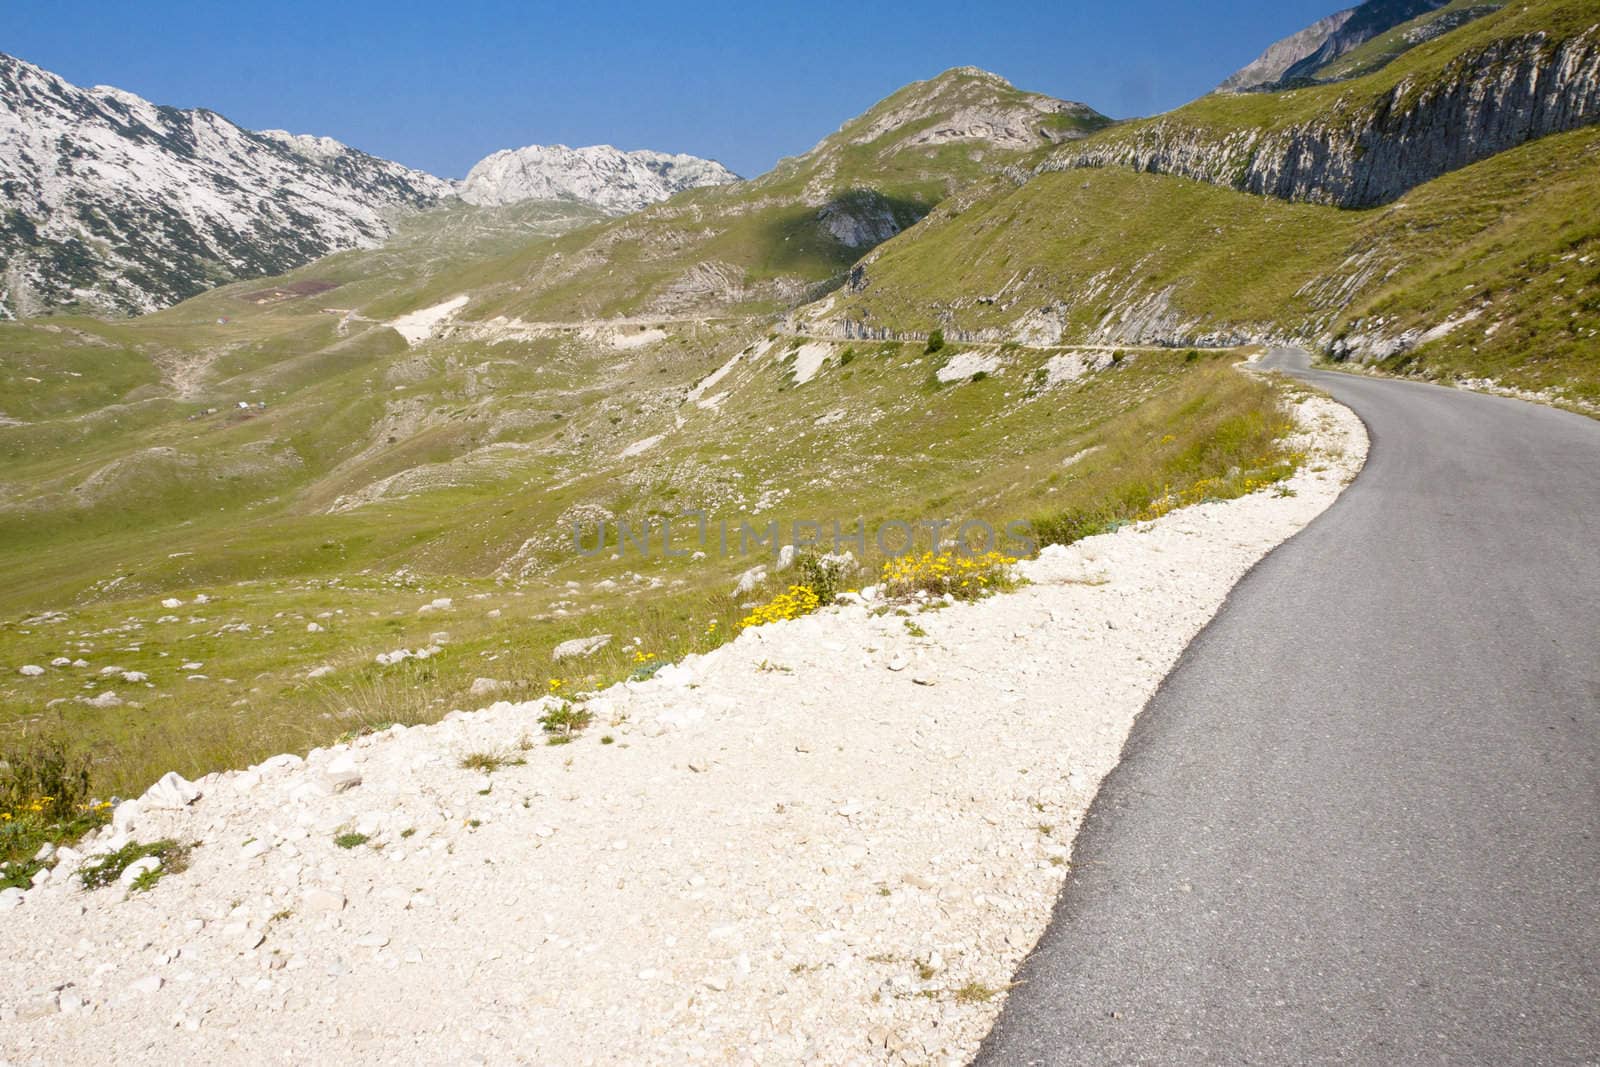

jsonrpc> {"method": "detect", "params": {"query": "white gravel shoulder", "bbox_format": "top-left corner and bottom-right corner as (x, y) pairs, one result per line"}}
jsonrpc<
(0, 393), (1365, 1066)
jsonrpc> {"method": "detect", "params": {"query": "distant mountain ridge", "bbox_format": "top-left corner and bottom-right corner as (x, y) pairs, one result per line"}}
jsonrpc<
(0, 52), (454, 318)
(458, 144), (739, 213)
(0, 54), (745, 318)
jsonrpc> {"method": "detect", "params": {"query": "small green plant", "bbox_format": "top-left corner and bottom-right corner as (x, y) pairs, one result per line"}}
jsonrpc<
(78, 839), (191, 891)
(129, 866), (164, 893)
(839, 347), (856, 366)
(539, 700), (594, 745)
(903, 619), (928, 638)
(600, 735), (615, 745)
(459, 750), (524, 773)
(924, 328), (945, 355)
(1, 857), (45, 891)
(970, 370), (989, 382)
(333, 832), (369, 850)
(1184, 349), (1200, 363)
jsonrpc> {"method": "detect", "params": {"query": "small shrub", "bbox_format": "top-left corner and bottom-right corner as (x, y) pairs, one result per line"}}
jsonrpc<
(333, 832), (369, 850)
(925, 329), (945, 355)
(839, 347), (856, 366)
(796, 551), (854, 606)
(970, 371), (989, 382)
(1184, 349), (1200, 363)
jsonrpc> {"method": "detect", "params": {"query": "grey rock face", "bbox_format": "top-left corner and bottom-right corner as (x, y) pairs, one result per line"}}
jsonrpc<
(1056, 29), (1600, 208)
(1218, 6), (1363, 92)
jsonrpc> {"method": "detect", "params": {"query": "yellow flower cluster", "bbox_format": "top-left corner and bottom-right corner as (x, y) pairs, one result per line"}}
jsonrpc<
(879, 551), (1019, 602)
(738, 585), (822, 630)
(632, 649), (658, 664)
(0, 798), (111, 823)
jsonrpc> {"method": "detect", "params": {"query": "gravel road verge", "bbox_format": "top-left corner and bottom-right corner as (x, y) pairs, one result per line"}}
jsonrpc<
(0, 391), (1366, 1065)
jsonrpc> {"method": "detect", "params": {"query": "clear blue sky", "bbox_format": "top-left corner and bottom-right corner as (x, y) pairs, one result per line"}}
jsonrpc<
(6, 0), (1338, 179)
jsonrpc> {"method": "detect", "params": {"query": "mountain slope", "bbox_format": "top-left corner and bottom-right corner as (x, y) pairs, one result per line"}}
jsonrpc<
(406, 67), (1112, 324)
(0, 53), (456, 319)
(814, 2), (1600, 405)
(458, 144), (738, 212)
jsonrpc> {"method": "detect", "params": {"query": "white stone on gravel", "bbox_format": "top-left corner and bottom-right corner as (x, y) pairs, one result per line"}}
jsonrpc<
(140, 772), (202, 810)
(301, 888), (345, 913)
(18, 664), (45, 676)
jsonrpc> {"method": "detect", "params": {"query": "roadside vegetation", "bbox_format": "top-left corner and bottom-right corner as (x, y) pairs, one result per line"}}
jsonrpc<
(1, 324), (1302, 806)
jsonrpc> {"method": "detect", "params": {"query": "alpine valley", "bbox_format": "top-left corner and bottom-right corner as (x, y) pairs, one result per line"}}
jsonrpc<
(0, 2), (1597, 1061)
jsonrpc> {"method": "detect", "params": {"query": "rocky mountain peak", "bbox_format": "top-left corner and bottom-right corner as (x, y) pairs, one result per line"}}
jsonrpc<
(831, 66), (1109, 154)
(457, 144), (739, 213)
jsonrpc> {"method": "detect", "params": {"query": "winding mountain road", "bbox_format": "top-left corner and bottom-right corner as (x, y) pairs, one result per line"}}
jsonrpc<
(979, 349), (1600, 1064)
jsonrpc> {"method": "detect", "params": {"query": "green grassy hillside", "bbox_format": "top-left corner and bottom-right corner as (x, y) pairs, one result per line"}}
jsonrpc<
(821, 124), (1600, 404)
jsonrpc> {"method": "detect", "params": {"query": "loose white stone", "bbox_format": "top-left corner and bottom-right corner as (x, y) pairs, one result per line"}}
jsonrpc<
(301, 887), (345, 913)
(141, 771), (202, 810)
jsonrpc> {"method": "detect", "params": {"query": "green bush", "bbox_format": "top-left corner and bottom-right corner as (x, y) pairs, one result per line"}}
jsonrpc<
(797, 550), (855, 606)
(925, 329), (945, 355)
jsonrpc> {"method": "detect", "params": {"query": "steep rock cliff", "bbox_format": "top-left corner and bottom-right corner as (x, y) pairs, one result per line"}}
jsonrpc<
(1054, 27), (1600, 207)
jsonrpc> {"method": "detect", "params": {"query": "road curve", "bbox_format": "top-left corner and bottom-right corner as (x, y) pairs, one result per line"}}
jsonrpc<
(978, 349), (1600, 1064)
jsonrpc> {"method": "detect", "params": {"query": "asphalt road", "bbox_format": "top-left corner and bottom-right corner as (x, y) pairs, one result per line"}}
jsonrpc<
(978, 349), (1600, 1065)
